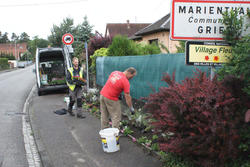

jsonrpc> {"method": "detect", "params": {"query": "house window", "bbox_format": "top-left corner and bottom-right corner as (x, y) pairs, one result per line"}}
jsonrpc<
(149, 39), (158, 45)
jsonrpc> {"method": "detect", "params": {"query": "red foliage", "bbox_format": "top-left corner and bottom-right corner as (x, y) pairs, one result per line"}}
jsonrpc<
(88, 36), (112, 56)
(144, 70), (247, 167)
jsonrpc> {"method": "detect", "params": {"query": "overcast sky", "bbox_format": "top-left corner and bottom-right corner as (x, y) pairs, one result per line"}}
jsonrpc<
(0, 0), (171, 40)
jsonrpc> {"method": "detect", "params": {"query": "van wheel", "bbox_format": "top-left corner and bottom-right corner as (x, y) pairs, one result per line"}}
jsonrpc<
(38, 89), (43, 96)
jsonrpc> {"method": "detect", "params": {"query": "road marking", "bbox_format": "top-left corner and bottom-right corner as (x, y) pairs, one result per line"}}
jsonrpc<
(22, 85), (41, 167)
(77, 158), (86, 163)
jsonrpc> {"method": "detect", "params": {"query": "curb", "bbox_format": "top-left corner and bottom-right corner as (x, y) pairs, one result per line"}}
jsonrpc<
(126, 134), (162, 160)
(22, 85), (42, 167)
(28, 87), (54, 167)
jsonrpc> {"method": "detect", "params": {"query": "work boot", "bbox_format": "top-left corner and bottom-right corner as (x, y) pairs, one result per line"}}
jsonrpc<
(76, 114), (86, 119)
(67, 108), (75, 116)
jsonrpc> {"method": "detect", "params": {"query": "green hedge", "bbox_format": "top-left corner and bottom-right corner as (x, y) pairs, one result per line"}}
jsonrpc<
(0, 58), (9, 70)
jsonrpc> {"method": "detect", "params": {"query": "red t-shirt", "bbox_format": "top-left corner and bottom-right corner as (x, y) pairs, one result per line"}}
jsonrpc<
(100, 71), (130, 101)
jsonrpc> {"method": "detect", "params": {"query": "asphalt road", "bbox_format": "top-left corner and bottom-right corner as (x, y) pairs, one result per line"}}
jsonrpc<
(29, 92), (162, 167)
(0, 66), (35, 167)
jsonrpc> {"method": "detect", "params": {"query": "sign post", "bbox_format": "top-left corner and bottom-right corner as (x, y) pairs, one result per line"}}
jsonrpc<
(85, 41), (89, 92)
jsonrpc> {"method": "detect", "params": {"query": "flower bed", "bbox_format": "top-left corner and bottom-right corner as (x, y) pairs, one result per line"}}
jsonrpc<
(81, 88), (193, 167)
(82, 69), (250, 167)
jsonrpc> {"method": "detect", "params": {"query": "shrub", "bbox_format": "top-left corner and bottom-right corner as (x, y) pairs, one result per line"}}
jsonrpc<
(219, 10), (250, 95)
(175, 41), (185, 53)
(141, 42), (161, 55)
(90, 48), (108, 73)
(144, 70), (248, 167)
(108, 35), (161, 56)
(0, 58), (9, 70)
(108, 35), (137, 56)
(0, 52), (16, 60)
(159, 152), (196, 167)
(88, 36), (112, 56)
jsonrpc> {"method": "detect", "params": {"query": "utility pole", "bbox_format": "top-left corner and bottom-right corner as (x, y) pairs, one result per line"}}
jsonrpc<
(85, 41), (89, 92)
(210, 65), (215, 80)
(15, 40), (17, 60)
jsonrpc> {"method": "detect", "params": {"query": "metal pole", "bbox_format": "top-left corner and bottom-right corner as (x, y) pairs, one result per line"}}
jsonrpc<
(210, 65), (215, 80)
(85, 41), (89, 92)
(15, 40), (17, 60)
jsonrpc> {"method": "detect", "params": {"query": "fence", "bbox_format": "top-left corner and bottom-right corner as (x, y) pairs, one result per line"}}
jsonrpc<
(96, 53), (210, 99)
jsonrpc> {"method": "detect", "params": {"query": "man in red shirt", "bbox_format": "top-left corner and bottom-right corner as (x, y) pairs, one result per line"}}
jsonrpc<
(100, 67), (137, 129)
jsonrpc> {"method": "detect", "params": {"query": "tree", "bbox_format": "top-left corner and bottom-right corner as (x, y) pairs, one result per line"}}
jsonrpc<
(28, 36), (49, 57)
(73, 16), (94, 59)
(11, 33), (19, 42)
(48, 16), (93, 53)
(19, 32), (30, 43)
(0, 32), (9, 43)
(218, 9), (250, 95)
(217, 9), (250, 166)
(74, 16), (93, 44)
(20, 51), (33, 61)
(48, 17), (74, 47)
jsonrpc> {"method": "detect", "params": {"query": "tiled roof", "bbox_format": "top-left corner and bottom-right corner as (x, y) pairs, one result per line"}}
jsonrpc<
(105, 22), (150, 38)
(135, 14), (170, 36)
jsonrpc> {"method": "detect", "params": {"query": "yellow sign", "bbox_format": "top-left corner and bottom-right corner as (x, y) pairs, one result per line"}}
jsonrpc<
(186, 41), (232, 66)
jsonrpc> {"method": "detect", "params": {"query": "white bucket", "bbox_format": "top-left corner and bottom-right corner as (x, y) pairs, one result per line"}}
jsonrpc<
(99, 128), (120, 153)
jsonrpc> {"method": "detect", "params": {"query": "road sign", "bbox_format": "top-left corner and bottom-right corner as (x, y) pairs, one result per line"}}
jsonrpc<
(170, 0), (250, 40)
(186, 41), (232, 66)
(62, 33), (74, 45)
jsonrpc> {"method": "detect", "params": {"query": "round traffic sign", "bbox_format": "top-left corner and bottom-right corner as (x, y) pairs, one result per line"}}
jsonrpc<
(62, 33), (74, 45)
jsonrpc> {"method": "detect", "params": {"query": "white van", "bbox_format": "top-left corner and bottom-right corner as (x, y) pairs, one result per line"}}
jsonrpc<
(35, 46), (72, 96)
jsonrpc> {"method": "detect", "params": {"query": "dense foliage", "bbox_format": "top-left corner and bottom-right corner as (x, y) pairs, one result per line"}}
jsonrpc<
(144, 71), (249, 167)
(0, 58), (9, 70)
(48, 16), (93, 49)
(90, 48), (108, 73)
(88, 36), (112, 56)
(217, 9), (250, 167)
(0, 52), (15, 60)
(108, 35), (161, 56)
(27, 36), (50, 57)
(0, 31), (30, 43)
(218, 10), (250, 95)
(175, 41), (185, 53)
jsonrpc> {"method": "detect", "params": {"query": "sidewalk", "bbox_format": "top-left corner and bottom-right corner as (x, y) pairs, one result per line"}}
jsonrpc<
(29, 92), (162, 167)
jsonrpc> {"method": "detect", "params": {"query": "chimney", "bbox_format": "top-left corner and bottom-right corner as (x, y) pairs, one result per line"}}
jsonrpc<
(127, 20), (130, 29)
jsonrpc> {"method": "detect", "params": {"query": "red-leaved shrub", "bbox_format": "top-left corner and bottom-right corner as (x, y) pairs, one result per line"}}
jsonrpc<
(144, 70), (247, 167)
(88, 36), (112, 56)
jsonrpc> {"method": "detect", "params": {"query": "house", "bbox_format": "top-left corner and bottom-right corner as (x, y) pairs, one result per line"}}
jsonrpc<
(105, 20), (150, 39)
(0, 42), (28, 60)
(132, 14), (180, 53)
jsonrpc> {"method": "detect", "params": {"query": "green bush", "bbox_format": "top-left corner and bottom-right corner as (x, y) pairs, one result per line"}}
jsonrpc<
(159, 152), (196, 167)
(90, 48), (108, 73)
(141, 42), (161, 55)
(108, 35), (161, 56)
(218, 9), (250, 166)
(219, 10), (250, 95)
(0, 58), (9, 70)
(0, 52), (16, 60)
(108, 35), (137, 56)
